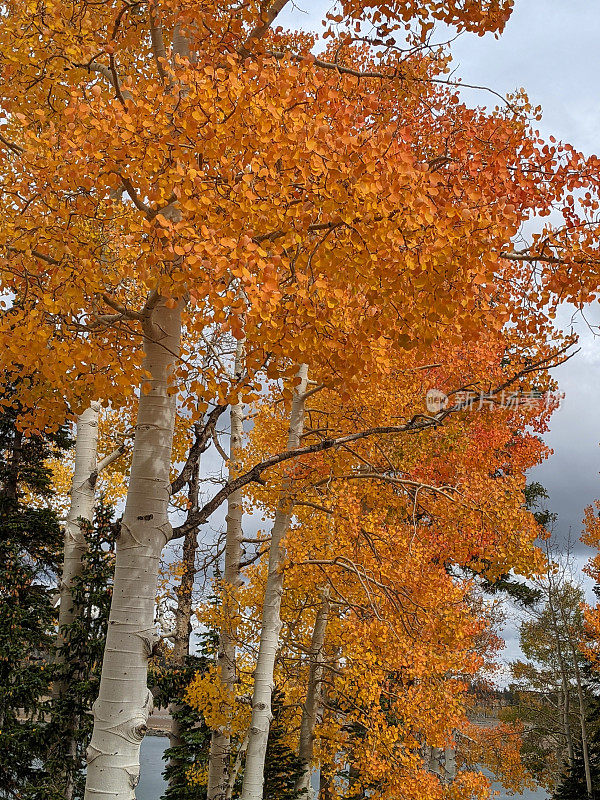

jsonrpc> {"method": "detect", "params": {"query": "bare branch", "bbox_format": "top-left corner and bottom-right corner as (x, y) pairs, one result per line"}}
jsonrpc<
(171, 344), (574, 539)
(169, 404), (228, 495)
(212, 428), (230, 463)
(89, 442), (128, 486)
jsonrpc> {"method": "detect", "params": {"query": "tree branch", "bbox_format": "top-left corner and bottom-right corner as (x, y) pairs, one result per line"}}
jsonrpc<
(101, 292), (146, 321)
(118, 174), (154, 216)
(0, 134), (24, 155)
(169, 404), (228, 495)
(172, 344), (572, 539)
(6, 245), (60, 265)
(239, 0), (290, 57)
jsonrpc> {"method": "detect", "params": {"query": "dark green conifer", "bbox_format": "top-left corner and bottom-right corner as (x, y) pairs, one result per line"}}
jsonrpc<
(0, 386), (71, 799)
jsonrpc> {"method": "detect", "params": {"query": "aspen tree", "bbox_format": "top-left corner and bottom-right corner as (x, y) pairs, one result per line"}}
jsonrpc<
(54, 404), (128, 798)
(2, 3), (598, 798)
(55, 404), (101, 686)
(55, 404), (100, 800)
(294, 588), (330, 799)
(240, 364), (309, 800)
(208, 340), (246, 800)
(84, 299), (183, 799)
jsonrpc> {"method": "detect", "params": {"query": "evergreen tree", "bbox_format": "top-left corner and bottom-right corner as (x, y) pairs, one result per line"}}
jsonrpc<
(553, 738), (600, 800)
(553, 666), (600, 799)
(154, 651), (212, 800)
(43, 500), (116, 799)
(263, 692), (306, 800)
(0, 384), (71, 799)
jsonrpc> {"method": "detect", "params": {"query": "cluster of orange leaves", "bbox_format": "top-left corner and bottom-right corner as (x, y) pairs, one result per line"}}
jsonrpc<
(0, 0), (595, 429)
(187, 322), (558, 799)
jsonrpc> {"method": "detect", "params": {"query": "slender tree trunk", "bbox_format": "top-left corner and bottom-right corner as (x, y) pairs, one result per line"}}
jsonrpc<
(226, 734), (248, 800)
(167, 456), (201, 779)
(240, 364), (309, 800)
(55, 403), (100, 800)
(572, 654), (593, 799)
(546, 587), (575, 769)
(84, 298), (182, 800)
(294, 588), (330, 799)
(55, 403), (101, 686)
(207, 341), (245, 800)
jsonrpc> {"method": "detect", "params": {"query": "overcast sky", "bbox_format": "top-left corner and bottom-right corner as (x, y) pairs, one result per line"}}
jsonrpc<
(275, 1), (600, 669)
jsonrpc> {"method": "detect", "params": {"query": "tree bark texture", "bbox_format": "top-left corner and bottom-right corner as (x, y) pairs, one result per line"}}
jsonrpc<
(55, 403), (101, 690)
(294, 588), (330, 799)
(240, 364), (309, 800)
(207, 341), (245, 800)
(55, 403), (101, 800)
(84, 299), (181, 800)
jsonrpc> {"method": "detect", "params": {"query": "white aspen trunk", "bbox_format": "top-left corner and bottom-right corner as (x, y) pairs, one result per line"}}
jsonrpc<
(55, 403), (101, 800)
(207, 340), (245, 800)
(240, 364), (309, 800)
(55, 403), (101, 666)
(294, 588), (330, 799)
(444, 742), (456, 784)
(226, 734), (248, 800)
(572, 655), (593, 798)
(84, 298), (182, 800)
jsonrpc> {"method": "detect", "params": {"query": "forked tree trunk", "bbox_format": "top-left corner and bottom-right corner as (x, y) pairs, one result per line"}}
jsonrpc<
(294, 588), (330, 799)
(84, 298), (182, 800)
(240, 364), (309, 800)
(207, 340), (245, 800)
(55, 403), (100, 800)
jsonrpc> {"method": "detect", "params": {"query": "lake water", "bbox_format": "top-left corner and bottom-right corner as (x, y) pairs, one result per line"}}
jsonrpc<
(137, 737), (549, 800)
